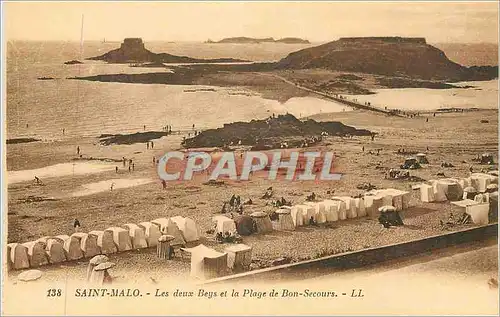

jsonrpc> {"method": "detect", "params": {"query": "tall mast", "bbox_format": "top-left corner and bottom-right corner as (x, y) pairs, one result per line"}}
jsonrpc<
(76, 14), (84, 135)
(80, 14), (85, 60)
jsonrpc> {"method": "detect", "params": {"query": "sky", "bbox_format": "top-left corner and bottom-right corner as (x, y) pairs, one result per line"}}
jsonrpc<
(3, 1), (499, 43)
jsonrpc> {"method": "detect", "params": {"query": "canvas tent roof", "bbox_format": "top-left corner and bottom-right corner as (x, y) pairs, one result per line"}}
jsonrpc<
(182, 244), (225, 258)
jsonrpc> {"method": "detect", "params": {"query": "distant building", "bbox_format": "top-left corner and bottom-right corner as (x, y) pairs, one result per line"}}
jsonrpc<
(120, 38), (146, 51)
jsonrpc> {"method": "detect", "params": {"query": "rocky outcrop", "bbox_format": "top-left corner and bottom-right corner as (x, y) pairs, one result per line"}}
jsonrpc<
(88, 38), (248, 64)
(276, 37), (498, 81)
(64, 60), (83, 65)
(182, 114), (372, 148)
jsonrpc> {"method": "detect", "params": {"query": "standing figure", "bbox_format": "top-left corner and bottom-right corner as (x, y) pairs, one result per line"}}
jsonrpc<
(73, 219), (81, 233)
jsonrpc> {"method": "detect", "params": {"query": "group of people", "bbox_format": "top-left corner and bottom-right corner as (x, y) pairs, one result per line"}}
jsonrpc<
(301, 136), (322, 148)
(221, 194), (244, 214)
(272, 197), (291, 208)
(115, 157), (135, 173)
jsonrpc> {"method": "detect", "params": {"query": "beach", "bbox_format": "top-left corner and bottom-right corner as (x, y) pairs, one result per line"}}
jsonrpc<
(7, 107), (498, 280)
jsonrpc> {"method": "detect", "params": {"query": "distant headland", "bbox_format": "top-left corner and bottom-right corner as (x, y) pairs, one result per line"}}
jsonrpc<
(206, 37), (310, 44)
(87, 38), (249, 64)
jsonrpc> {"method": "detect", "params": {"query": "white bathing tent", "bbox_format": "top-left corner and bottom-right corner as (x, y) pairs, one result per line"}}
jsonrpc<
(290, 205), (305, 227)
(182, 244), (228, 280)
(170, 216), (200, 243)
(329, 198), (348, 220)
(212, 215), (237, 234)
(470, 173), (498, 193)
(304, 202), (327, 224)
(152, 218), (186, 246)
(321, 200), (340, 222)
(295, 204), (315, 224)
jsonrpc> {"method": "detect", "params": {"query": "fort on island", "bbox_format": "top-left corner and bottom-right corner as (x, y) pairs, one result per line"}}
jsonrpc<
(338, 37), (427, 44)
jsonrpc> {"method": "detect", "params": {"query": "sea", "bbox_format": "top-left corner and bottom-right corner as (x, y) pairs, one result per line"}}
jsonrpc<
(6, 41), (498, 140)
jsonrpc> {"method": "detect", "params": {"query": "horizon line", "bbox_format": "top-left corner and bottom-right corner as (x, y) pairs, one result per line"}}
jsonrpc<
(5, 38), (500, 45)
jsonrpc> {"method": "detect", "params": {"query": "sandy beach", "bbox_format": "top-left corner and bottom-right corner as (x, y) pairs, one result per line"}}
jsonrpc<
(6, 106), (498, 281)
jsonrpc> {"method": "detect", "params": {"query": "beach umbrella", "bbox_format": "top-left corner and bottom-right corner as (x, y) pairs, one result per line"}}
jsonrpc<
(378, 205), (396, 213)
(18, 269), (42, 282)
(90, 255), (109, 265)
(464, 186), (477, 193)
(94, 262), (115, 271)
(486, 184), (498, 192)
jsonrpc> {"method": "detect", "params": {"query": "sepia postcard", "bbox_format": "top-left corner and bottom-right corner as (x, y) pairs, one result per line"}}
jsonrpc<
(1, 1), (499, 315)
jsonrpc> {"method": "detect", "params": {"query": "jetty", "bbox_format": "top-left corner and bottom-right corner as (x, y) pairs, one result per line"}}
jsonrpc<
(264, 73), (404, 116)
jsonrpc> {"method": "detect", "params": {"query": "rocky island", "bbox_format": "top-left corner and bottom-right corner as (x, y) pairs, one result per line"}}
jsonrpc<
(275, 37), (498, 81)
(181, 113), (372, 149)
(75, 37), (498, 102)
(88, 38), (249, 64)
(209, 37), (310, 44)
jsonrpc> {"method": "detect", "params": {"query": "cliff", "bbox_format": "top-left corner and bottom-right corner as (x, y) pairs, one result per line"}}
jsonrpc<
(88, 38), (248, 64)
(275, 37), (498, 81)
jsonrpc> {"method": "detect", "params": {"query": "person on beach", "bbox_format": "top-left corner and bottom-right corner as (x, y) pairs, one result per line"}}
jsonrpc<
(144, 125), (146, 131)
(62, 128), (65, 135)
(147, 142), (150, 150)
(122, 157), (126, 166)
(132, 163), (135, 171)
(34, 176), (42, 185)
(129, 159), (133, 166)
(115, 166), (118, 173)
(77, 146), (80, 155)
(161, 179), (167, 190)
(151, 141), (154, 149)
(73, 219), (81, 233)
(362, 146), (365, 152)
(128, 165), (131, 172)
(152, 157), (156, 165)
(110, 183), (115, 191)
